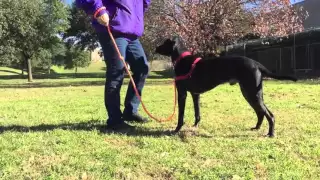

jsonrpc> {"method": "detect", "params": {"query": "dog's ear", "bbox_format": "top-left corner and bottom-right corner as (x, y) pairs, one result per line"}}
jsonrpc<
(155, 38), (176, 56)
(171, 36), (180, 45)
(164, 38), (174, 44)
(162, 38), (176, 49)
(171, 36), (182, 51)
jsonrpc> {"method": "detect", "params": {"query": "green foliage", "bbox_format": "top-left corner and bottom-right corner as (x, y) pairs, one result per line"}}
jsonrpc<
(32, 48), (53, 71)
(0, 0), (18, 66)
(44, 0), (70, 34)
(31, 37), (67, 71)
(50, 39), (67, 66)
(64, 2), (99, 51)
(0, 46), (20, 67)
(64, 47), (91, 73)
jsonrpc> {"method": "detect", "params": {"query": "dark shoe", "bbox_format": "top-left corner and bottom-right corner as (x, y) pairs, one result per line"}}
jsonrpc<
(106, 122), (135, 131)
(123, 113), (149, 123)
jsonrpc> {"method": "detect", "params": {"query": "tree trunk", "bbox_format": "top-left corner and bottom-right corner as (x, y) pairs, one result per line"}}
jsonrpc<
(21, 61), (25, 75)
(74, 67), (77, 78)
(89, 50), (92, 62)
(48, 67), (51, 74)
(27, 58), (33, 82)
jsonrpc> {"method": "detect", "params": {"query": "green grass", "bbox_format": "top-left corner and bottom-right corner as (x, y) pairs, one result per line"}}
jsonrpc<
(50, 61), (106, 74)
(0, 67), (27, 75)
(0, 77), (319, 179)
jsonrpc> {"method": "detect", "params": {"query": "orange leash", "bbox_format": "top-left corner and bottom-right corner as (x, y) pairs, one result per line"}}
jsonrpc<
(106, 26), (177, 122)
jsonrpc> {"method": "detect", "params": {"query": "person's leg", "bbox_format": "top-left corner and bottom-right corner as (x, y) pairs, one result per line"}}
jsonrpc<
(97, 32), (130, 127)
(123, 38), (150, 122)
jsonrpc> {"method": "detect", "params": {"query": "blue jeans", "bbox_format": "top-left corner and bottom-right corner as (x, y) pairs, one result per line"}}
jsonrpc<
(97, 32), (149, 126)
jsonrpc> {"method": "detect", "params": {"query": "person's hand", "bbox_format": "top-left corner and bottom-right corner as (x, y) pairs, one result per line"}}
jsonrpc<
(96, 13), (110, 27)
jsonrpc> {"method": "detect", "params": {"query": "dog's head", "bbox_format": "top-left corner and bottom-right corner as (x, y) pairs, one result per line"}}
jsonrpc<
(155, 38), (176, 57)
(155, 36), (187, 62)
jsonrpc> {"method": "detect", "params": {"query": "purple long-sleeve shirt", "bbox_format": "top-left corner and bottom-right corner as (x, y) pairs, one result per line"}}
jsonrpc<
(75, 0), (151, 38)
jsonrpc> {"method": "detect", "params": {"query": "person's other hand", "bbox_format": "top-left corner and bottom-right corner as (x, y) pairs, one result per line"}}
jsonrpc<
(96, 13), (109, 26)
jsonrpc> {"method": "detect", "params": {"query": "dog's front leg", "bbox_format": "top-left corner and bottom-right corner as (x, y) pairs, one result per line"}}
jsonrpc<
(191, 93), (200, 127)
(174, 85), (187, 133)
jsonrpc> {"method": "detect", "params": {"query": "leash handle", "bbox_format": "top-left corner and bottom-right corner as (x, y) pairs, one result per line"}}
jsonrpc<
(106, 26), (177, 122)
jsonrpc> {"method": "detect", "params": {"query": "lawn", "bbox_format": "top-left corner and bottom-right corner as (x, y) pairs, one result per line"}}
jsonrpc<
(0, 67), (320, 179)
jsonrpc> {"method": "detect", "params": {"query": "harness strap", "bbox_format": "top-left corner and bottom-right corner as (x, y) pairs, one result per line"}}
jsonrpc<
(175, 57), (202, 81)
(174, 51), (192, 66)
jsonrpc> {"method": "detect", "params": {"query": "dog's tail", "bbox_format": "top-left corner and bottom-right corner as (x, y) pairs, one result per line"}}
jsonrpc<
(257, 62), (298, 82)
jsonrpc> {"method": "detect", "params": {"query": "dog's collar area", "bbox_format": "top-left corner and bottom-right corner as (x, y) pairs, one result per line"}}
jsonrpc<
(175, 57), (202, 81)
(174, 51), (192, 66)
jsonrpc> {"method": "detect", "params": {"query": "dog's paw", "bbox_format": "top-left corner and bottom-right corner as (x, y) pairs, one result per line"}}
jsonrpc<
(172, 129), (180, 135)
(266, 133), (275, 138)
(174, 126), (183, 133)
(165, 130), (176, 136)
(250, 127), (260, 131)
(229, 79), (238, 85)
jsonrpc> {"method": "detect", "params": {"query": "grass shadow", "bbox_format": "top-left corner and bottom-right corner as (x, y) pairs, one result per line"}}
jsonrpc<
(0, 73), (104, 80)
(0, 120), (212, 138)
(0, 80), (106, 88)
(0, 120), (105, 134)
(0, 79), (173, 89)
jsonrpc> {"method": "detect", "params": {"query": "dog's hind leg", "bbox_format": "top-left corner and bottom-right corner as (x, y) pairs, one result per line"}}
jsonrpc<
(265, 106), (274, 119)
(251, 88), (275, 133)
(263, 105), (275, 137)
(175, 85), (188, 133)
(240, 82), (275, 137)
(263, 94), (275, 134)
(251, 110), (265, 131)
(239, 85), (265, 130)
(252, 103), (274, 137)
(191, 93), (201, 127)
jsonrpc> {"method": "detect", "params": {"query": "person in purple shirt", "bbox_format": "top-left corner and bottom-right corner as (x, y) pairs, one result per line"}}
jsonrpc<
(76, 0), (151, 130)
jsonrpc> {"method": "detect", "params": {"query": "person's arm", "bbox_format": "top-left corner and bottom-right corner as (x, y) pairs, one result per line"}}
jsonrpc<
(75, 0), (107, 17)
(143, 0), (151, 13)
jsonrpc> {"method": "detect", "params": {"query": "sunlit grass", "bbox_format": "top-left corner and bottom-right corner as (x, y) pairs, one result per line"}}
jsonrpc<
(0, 78), (319, 179)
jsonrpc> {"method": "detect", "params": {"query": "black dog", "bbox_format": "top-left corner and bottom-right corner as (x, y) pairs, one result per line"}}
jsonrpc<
(155, 36), (297, 137)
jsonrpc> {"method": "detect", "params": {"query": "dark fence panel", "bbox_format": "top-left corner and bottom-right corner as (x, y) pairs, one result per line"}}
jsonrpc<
(310, 44), (320, 70)
(281, 47), (293, 74)
(295, 45), (309, 70)
(226, 43), (320, 76)
(257, 48), (280, 73)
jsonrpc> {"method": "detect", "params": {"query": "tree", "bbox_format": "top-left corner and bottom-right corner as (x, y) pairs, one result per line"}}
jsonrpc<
(31, 48), (53, 74)
(50, 38), (68, 67)
(146, 0), (308, 55)
(250, 0), (307, 37)
(64, 47), (91, 74)
(0, 0), (19, 67)
(64, 2), (99, 51)
(0, 0), (69, 82)
(140, 0), (172, 61)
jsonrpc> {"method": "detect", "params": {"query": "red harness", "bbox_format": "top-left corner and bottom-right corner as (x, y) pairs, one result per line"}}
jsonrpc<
(174, 51), (202, 81)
